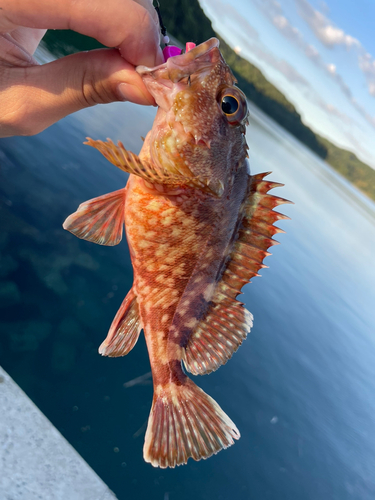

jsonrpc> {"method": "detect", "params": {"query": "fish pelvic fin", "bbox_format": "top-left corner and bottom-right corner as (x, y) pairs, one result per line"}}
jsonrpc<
(85, 138), (221, 196)
(144, 379), (240, 468)
(183, 172), (290, 375)
(99, 287), (142, 357)
(63, 188), (125, 246)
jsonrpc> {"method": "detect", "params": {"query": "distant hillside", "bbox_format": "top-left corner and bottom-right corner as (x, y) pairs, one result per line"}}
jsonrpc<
(42, 0), (375, 202)
(316, 135), (375, 200)
(160, 0), (375, 201)
(217, 37), (327, 159)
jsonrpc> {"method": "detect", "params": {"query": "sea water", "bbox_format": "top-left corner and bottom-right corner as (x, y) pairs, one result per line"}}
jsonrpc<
(0, 94), (375, 499)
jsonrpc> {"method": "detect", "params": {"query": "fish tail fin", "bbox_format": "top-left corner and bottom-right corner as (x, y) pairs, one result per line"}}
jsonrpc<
(143, 379), (240, 468)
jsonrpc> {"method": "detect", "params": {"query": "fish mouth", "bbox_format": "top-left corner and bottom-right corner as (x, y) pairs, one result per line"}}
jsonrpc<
(136, 38), (220, 86)
(136, 38), (226, 192)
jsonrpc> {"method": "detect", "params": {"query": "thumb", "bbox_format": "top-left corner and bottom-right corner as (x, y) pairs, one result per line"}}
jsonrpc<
(1, 49), (156, 137)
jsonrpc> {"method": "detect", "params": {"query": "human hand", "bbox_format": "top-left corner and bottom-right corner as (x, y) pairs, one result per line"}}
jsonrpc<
(0, 0), (164, 137)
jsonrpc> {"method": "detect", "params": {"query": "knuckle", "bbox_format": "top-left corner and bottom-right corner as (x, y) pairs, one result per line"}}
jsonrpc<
(78, 57), (118, 107)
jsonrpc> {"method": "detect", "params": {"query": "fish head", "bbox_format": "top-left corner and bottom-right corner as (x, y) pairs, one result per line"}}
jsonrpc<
(136, 38), (249, 196)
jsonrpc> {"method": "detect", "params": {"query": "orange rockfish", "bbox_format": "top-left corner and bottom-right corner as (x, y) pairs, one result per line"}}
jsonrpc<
(63, 38), (289, 468)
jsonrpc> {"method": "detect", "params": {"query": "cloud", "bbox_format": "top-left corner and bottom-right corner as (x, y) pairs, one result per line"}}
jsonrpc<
(294, 0), (360, 49)
(277, 59), (309, 85)
(225, 3), (368, 130)
(272, 15), (302, 43)
(358, 52), (375, 97)
(202, 0), (375, 132)
(293, 0), (375, 99)
(252, 0), (375, 120)
(202, 0), (308, 88)
(253, 0), (303, 46)
(202, 0), (259, 40)
(350, 96), (375, 128)
(321, 102), (351, 123)
(235, 33), (310, 87)
(304, 44), (320, 62)
(230, 33), (356, 127)
(251, 0), (283, 17)
(296, 86), (354, 125)
(254, 1), (359, 103)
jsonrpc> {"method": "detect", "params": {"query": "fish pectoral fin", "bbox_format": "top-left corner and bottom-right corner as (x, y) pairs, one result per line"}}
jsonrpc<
(99, 287), (142, 357)
(85, 138), (218, 195)
(144, 379), (240, 468)
(183, 172), (291, 376)
(63, 188), (126, 246)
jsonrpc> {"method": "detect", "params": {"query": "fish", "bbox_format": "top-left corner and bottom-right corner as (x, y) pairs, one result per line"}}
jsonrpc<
(63, 38), (290, 468)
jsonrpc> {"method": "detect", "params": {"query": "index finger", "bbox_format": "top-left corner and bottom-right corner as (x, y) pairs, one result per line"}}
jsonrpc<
(0, 0), (162, 67)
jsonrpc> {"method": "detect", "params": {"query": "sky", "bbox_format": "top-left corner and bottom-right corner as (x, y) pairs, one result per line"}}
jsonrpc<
(199, 0), (375, 169)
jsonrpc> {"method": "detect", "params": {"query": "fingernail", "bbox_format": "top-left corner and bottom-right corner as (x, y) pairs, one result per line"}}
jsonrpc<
(117, 83), (155, 106)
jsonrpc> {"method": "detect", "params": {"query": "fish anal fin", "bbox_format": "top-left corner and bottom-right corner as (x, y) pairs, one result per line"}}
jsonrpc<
(183, 291), (253, 376)
(184, 172), (290, 376)
(144, 379), (240, 468)
(63, 188), (125, 246)
(99, 287), (142, 357)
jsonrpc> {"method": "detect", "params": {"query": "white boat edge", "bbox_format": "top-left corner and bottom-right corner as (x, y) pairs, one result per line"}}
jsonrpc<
(0, 366), (117, 500)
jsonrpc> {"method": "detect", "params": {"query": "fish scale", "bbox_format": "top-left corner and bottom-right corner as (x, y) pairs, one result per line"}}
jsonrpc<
(63, 38), (290, 468)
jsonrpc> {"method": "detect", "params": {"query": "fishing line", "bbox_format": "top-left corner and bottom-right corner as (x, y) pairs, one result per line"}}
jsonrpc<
(154, 2), (196, 61)
(154, 1), (170, 45)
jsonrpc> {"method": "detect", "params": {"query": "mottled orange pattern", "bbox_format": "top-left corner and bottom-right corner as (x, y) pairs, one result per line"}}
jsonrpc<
(63, 38), (290, 468)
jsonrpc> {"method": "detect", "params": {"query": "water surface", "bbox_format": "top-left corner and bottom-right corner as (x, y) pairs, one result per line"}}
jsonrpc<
(1, 92), (375, 499)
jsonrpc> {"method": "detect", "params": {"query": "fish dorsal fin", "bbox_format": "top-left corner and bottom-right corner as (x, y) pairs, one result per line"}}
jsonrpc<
(183, 173), (290, 375)
(85, 138), (222, 196)
(99, 287), (142, 357)
(63, 188), (125, 246)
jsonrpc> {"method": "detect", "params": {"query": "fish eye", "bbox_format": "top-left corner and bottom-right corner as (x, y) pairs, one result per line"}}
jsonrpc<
(218, 87), (248, 125)
(221, 95), (239, 115)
